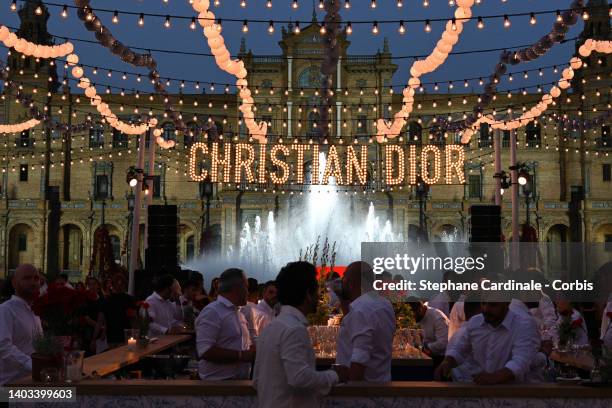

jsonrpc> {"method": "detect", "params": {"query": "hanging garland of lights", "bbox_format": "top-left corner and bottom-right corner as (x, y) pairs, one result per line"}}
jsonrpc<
(376, 0), (476, 141)
(72, 0), (185, 134)
(460, 39), (612, 143)
(449, 0), (586, 134)
(190, 0), (267, 142)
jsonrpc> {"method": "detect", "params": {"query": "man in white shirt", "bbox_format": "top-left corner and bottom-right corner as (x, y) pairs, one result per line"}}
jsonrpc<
(253, 280), (278, 337)
(335, 261), (396, 382)
(145, 274), (184, 336)
(240, 278), (259, 341)
(555, 299), (590, 346)
(254, 261), (346, 408)
(196, 268), (254, 380)
(407, 298), (449, 357)
(0, 264), (43, 385)
(435, 301), (540, 384)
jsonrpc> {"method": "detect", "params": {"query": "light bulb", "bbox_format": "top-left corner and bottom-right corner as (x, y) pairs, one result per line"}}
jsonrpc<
(556, 10), (562, 22)
(582, 8), (589, 20)
(292, 0), (298, 9)
(112, 11), (119, 24)
(10, 1), (16, 11)
(319, 0), (324, 9)
(398, 21), (405, 34)
(372, 22), (379, 35)
(477, 17), (484, 29)
(268, 21), (275, 34)
(138, 13), (144, 26)
(35, 6), (43, 15)
(425, 20), (431, 32)
(242, 20), (249, 32)
(346, 22), (352, 35)
(164, 16), (171, 28)
(266, 0), (272, 8)
(529, 13), (536, 25)
(345, 0), (350, 9)
(371, 0), (377, 8)
(397, 0), (403, 7)
(190, 17), (196, 30)
(503, 15), (510, 28)
(61, 6), (68, 18)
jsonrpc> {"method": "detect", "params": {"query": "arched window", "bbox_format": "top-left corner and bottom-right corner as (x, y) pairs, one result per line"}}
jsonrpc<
(109, 235), (121, 262)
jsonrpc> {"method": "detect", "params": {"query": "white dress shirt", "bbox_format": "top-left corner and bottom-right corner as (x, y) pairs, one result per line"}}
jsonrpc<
(336, 292), (396, 382)
(601, 301), (612, 348)
(531, 293), (557, 340)
(418, 305), (449, 356)
(240, 301), (257, 341)
(446, 309), (541, 383)
(253, 305), (338, 408)
(555, 309), (589, 346)
(448, 294), (465, 340)
(0, 295), (43, 385)
(508, 299), (548, 382)
(196, 295), (251, 380)
(253, 299), (276, 337)
(427, 291), (450, 317)
(145, 292), (181, 336)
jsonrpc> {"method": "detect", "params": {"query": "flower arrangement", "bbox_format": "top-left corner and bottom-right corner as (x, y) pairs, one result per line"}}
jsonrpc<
(394, 302), (416, 329)
(557, 314), (583, 348)
(31, 282), (92, 336)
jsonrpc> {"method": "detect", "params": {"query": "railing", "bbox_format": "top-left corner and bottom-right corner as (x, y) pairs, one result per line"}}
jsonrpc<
(346, 56), (376, 64)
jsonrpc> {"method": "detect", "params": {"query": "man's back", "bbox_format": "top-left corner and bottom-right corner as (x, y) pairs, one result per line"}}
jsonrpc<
(254, 306), (337, 408)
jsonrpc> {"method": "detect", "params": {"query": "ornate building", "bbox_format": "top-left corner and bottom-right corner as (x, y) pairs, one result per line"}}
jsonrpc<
(0, 0), (610, 279)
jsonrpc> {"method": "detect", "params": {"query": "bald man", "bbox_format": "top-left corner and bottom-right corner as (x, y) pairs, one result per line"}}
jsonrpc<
(335, 261), (396, 382)
(0, 264), (43, 385)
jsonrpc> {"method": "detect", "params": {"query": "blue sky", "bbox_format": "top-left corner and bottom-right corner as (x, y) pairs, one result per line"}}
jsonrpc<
(1, 1), (588, 94)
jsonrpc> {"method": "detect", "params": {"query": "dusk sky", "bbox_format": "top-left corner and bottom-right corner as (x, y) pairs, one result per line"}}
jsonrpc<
(1, 1), (587, 94)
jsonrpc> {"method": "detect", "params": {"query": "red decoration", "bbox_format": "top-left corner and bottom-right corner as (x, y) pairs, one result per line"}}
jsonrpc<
(32, 283), (92, 336)
(571, 317), (584, 329)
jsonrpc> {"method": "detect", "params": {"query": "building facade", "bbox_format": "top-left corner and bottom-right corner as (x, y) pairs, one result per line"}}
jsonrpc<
(0, 1), (610, 279)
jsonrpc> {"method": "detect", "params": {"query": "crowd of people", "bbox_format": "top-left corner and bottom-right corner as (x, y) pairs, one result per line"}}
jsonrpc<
(0, 261), (611, 406)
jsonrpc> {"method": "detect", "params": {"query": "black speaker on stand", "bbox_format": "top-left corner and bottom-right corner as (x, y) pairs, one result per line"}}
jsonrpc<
(145, 205), (179, 274)
(469, 205), (502, 242)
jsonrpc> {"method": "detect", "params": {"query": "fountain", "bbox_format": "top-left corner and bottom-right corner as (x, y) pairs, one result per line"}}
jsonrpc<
(185, 152), (402, 282)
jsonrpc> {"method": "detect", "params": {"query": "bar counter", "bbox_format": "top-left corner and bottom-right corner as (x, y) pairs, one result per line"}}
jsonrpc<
(7, 379), (612, 407)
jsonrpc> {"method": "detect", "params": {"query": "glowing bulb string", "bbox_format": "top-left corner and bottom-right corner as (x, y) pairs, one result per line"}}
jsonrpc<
(1, 23), (581, 61)
(460, 39), (612, 143)
(18, 1), (593, 28)
(375, 0), (477, 142)
(448, 0), (585, 134)
(21, 47), (577, 92)
(71, 0), (185, 132)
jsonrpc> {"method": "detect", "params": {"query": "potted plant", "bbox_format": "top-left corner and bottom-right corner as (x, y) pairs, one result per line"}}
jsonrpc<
(31, 333), (64, 382)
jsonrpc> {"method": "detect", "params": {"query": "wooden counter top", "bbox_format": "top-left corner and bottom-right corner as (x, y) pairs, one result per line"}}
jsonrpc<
(316, 357), (432, 367)
(11, 334), (192, 385)
(7, 380), (612, 399)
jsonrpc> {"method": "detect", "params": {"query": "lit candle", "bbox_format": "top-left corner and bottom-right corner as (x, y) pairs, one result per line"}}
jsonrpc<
(127, 337), (137, 351)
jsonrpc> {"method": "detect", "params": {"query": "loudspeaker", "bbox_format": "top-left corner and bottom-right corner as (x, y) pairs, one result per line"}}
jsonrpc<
(145, 205), (178, 270)
(469, 205), (502, 242)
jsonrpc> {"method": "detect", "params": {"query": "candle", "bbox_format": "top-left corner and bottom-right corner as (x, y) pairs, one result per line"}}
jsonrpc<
(127, 337), (137, 351)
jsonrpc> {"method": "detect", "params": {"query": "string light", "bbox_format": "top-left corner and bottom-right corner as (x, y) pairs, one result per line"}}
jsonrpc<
(346, 22), (353, 35)
(344, 0), (351, 9)
(266, 0), (272, 8)
(398, 20), (406, 35)
(10, 0), (16, 11)
(112, 10), (119, 24)
(477, 17), (484, 29)
(242, 20), (249, 33)
(35, 5), (43, 15)
(138, 13), (145, 27)
(556, 10), (562, 22)
(424, 20), (431, 33)
(372, 21), (379, 35)
(582, 8), (589, 20)
(164, 16), (171, 29)
(397, 0), (403, 7)
(318, 0), (324, 9)
(292, 0), (298, 9)
(61, 5), (68, 18)
(530, 13), (537, 25)
(371, 0), (377, 9)
(240, 0), (246, 8)
(503, 15), (511, 28)
(268, 21), (275, 34)
(190, 17), (197, 30)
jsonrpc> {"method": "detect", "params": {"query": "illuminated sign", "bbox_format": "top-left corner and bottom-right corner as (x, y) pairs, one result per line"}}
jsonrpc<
(189, 142), (465, 186)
